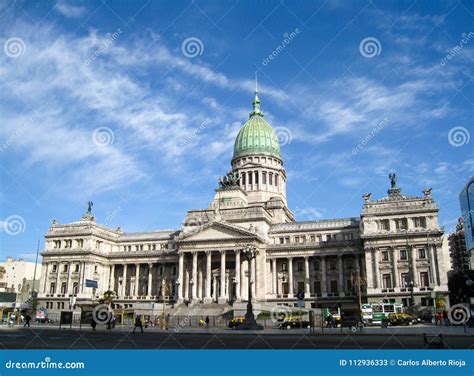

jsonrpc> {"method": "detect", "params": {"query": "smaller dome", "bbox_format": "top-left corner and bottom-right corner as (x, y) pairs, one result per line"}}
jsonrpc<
(232, 93), (281, 160)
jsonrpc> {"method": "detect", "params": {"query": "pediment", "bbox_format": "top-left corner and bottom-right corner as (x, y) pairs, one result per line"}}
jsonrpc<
(176, 222), (259, 243)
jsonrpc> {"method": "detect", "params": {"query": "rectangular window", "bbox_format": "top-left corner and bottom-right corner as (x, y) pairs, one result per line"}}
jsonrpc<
(52, 264), (58, 272)
(418, 248), (426, 259)
(313, 281), (321, 295)
(313, 261), (320, 270)
(50, 283), (56, 294)
(297, 262), (303, 272)
(254, 171), (259, 184)
(381, 251), (389, 261)
(329, 259), (336, 270)
(395, 218), (408, 230)
(330, 280), (338, 294)
(294, 236), (299, 243)
(346, 259), (354, 268)
(74, 264), (79, 272)
(401, 273), (409, 287)
(382, 274), (392, 289)
(248, 172), (252, 185)
(414, 217), (427, 228)
(63, 264), (68, 272)
(279, 237), (284, 244)
(400, 249), (407, 260)
(242, 173), (246, 185)
(420, 272), (429, 287)
(310, 235), (315, 242)
(172, 266), (177, 275)
(379, 220), (390, 231)
(262, 172), (267, 184)
(61, 282), (67, 294)
(281, 262), (287, 272)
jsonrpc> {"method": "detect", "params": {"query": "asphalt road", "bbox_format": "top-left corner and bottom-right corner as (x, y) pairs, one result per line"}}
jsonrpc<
(0, 327), (472, 349)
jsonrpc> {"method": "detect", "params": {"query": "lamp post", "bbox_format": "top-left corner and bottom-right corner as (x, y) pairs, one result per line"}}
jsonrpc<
(239, 244), (263, 330)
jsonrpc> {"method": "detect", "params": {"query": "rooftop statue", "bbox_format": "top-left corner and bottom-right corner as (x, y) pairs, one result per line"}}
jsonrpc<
(87, 201), (93, 214)
(219, 170), (240, 188)
(389, 173), (397, 189)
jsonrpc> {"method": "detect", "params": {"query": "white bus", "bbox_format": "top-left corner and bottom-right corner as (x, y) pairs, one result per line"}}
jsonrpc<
(361, 303), (403, 325)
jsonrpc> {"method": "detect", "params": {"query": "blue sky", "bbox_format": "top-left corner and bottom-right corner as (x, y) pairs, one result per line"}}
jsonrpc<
(0, 0), (473, 261)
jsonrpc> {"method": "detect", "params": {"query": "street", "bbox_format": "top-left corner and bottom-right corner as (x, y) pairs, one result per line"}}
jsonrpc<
(0, 324), (472, 349)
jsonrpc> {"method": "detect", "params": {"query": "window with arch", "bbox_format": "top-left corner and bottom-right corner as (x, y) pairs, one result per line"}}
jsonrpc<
(254, 171), (259, 184)
(262, 171), (267, 184)
(248, 171), (253, 185)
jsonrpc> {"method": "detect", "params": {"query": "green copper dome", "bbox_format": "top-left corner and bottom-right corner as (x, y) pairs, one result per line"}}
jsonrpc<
(232, 93), (281, 160)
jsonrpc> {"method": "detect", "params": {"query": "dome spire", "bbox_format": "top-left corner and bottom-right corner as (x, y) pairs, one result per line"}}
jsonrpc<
(250, 72), (263, 117)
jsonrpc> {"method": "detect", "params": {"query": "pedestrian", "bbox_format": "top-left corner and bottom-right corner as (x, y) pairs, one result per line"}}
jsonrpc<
(133, 315), (143, 333)
(205, 316), (210, 331)
(23, 314), (31, 328)
(91, 317), (97, 331)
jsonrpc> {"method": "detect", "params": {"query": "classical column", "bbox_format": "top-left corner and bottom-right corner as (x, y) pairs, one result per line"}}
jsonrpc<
(55, 263), (61, 296)
(373, 248), (380, 289)
(191, 251), (198, 301)
(409, 246), (418, 287)
(66, 262), (72, 295)
(109, 264), (115, 292)
(391, 247), (398, 288)
(198, 267), (203, 300)
(235, 250), (241, 301)
(272, 258), (278, 295)
(212, 275), (217, 301)
(205, 251), (212, 300)
(178, 252), (184, 301)
(304, 256), (310, 295)
(122, 264), (128, 296)
(134, 263), (140, 297)
(147, 263), (153, 297)
(338, 256), (344, 296)
(288, 257), (294, 297)
(321, 257), (327, 295)
(219, 250), (226, 302)
(42, 263), (49, 293)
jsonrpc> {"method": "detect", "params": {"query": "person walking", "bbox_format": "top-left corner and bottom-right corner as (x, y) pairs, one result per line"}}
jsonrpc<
(133, 315), (143, 333)
(205, 316), (210, 331)
(23, 314), (31, 328)
(91, 318), (97, 331)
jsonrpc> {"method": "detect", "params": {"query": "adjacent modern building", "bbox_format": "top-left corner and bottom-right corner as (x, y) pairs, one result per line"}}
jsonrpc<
(0, 256), (41, 294)
(37, 92), (450, 316)
(459, 177), (474, 265)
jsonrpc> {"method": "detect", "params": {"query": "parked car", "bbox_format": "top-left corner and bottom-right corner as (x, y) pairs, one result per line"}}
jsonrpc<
(228, 316), (245, 329)
(388, 313), (417, 326)
(340, 310), (364, 332)
(279, 317), (310, 330)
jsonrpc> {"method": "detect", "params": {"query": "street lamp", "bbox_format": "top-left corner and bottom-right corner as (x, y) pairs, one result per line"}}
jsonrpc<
(239, 244), (263, 330)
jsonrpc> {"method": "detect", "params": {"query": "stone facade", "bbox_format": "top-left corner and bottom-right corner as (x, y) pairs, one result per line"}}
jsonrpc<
(37, 94), (450, 315)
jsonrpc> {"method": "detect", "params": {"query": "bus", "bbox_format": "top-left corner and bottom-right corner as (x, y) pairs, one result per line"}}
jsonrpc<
(361, 303), (403, 325)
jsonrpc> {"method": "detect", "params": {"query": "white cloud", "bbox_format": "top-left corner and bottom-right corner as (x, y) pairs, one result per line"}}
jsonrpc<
(55, 0), (87, 18)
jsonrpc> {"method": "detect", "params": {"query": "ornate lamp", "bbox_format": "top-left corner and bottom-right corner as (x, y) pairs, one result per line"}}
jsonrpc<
(239, 244), (263, 330)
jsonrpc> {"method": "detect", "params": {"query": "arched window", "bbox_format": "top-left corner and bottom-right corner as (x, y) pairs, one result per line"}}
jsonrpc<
(269, 173), (273, 185)
(275, 174), (279, 188)
(262, 172), (267, 184)
(254, 171), (259, 185)
(248, 171), (253, 185)
(241, 173), (246, 185)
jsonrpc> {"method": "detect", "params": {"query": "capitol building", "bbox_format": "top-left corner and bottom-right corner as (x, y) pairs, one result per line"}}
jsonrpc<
(37, 91), (450, 317)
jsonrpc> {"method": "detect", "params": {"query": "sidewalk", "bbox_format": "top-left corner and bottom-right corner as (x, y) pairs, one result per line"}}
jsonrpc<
(2, 323), (473, 336)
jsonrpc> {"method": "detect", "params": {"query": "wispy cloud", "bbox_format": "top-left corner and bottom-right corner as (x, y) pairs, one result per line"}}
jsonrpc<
(54, 0), (87, 18)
